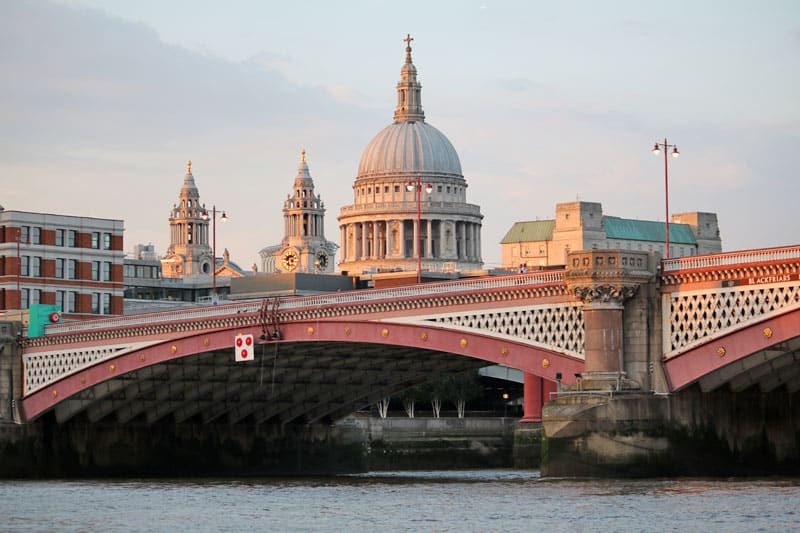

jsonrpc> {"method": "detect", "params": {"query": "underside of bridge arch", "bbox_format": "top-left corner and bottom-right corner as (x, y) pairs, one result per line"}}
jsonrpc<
(664, 307), (800, 393)
(22, 320), (584, 425)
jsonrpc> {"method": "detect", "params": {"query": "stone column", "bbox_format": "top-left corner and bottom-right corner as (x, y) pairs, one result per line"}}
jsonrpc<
(475, 224), (483, 263)
(373, 222), (379, 259)
(566, 250), (652, 388)
(400, 220), (407, 259)
(361, 223), (368, 260)
(425, 219), (432, 259)
(340, 225), (347, 262)
(459, 222), (466, 260)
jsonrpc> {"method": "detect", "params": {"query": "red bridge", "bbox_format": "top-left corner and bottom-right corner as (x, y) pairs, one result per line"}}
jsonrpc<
(15, 246), (800, 431)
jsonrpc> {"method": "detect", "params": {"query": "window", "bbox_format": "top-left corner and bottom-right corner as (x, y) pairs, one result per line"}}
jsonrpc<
(103, 233), (111, 250)
(20, 288), (29, 310)
(32, 256), (41, 277)
(20, 226), (30, 243)
(21, 256), (29, 276)
(55, 229), (64, 246)
(91, 293), (100, 314)
(394, 185), (399, 193)
(31, 289), (40, 306)
(31, 227), (41, 244)
(124, 264), (134, 277)
(437, 185), (442, 193)
(56, 258), (64, 278)
(91, 232), (100, 249)
(55, 290), (65, 311)
(68, 259), (77, 279)
(384, 186), (389, 193)
(91, 261), (100, 281)
(446, 186), (451, 193)
(102, 293), (111, 315)
(67, 230), (76, 247)
(102, 261), (111, 281)
(67, 292), (77, 313)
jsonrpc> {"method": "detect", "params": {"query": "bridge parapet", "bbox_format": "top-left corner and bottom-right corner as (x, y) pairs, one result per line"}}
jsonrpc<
(28, 270), (566, 347)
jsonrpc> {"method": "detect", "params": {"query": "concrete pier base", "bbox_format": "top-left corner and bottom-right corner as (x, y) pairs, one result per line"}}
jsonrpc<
(542, 387), (800, 477)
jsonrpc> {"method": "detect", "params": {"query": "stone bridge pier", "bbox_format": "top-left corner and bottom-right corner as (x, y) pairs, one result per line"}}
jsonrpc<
(541, 249), (800, 477)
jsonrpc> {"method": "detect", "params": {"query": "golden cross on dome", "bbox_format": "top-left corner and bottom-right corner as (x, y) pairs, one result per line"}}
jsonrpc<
(404, 34), (413, 49)
(300, 149), (306, 163)
(186, 160), (192, 173)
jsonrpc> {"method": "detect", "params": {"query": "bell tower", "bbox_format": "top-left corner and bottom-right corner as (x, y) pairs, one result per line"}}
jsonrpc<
(161, 160), (213, 278)
(260, 150), (338, 273)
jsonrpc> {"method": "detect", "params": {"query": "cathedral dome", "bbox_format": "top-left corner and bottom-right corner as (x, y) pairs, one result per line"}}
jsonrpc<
(357, 120), (462, 179)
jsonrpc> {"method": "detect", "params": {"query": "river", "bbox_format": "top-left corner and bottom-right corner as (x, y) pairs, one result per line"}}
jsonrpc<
(1, 470), (798, 532)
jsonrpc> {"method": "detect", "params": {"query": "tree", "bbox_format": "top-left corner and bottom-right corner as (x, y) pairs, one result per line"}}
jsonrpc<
(442, 371), (483, 418)
(376, 397), (390, 419)
(401, 384), (427, 419)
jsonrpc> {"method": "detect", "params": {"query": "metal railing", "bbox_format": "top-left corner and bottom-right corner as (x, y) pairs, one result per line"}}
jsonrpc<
(44, 270), (565, 336)
(662, 244), (800, 272)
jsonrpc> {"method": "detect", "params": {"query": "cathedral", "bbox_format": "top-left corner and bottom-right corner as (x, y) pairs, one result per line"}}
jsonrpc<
(337, 35), (484, 274)
(259, 150), (338, 274)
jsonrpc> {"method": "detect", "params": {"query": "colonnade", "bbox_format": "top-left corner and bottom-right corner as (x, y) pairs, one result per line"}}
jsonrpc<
(339, 218), (481, 264)
(285, 213), (324, 239)
(170, 221), (209, 246)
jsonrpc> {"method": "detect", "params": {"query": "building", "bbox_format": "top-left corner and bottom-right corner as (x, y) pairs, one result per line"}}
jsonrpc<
(158, 161), (245, 287)
(0, 208), (124, 317)
(124, 162), (246, 311)
(160, 160), (215, 279)
(501, 201), (722, 268)
(259, 150), (338, 274)
(338, 35), (483, 275)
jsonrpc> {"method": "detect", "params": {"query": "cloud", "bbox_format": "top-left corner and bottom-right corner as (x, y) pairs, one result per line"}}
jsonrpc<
(0, 1), (380, 267)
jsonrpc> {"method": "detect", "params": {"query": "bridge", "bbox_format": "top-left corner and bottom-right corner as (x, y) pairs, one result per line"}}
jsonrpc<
(13, 245), (799, 441)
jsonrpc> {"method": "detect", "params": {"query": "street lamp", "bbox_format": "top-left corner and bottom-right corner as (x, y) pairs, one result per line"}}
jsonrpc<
(652, 139), (680, 258)
(406, 176), (433, 284)
(202, 205), (228, 298)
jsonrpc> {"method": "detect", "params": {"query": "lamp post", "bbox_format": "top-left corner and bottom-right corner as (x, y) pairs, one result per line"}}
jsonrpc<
(202, 205), (228, 298)
(652, 138), (680, 258)
(406, 176), (433, 284)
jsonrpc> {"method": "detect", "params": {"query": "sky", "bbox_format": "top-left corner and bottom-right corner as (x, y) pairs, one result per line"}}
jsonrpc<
(1, 0), (798, 268)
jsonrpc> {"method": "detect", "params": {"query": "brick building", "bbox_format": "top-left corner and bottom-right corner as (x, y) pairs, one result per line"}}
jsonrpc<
(0, 209), (124, 317)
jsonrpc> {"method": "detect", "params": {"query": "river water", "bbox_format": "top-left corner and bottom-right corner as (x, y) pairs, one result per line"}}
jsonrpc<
(1, 470), (798, 532)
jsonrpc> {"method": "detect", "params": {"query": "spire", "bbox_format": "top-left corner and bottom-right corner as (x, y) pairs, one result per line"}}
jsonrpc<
(295, 148), (313, 187)
(181, 159), (199, 197)
(393, 33), (425, 123)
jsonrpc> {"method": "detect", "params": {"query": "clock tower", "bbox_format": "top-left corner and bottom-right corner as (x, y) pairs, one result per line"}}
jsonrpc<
(259, 150), (338, 273)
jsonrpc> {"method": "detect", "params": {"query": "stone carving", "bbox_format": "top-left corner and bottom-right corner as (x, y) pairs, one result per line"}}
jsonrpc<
(572, 284), (639, 304)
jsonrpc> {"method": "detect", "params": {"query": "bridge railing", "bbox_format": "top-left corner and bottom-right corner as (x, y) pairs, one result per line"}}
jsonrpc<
(44, 270), (565, 336)
(662, 244), (800, 273)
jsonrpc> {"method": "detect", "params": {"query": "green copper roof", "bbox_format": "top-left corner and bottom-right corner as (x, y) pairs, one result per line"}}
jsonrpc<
(500, 220), (555, 243)
(603, 216), (696, 244)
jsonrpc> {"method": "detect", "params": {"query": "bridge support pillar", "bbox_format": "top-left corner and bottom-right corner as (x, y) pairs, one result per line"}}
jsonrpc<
(583, 304), (623, 374)
(521, 372), (543, 423)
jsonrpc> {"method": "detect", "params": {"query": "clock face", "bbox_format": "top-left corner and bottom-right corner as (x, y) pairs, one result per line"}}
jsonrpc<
(316, 252), (328, 270)
(282, 249), (299, 271)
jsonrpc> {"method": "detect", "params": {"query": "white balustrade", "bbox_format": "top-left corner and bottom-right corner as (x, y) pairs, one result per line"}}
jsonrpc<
(44, 270), (565, 336)
(662, 245), (800, 273)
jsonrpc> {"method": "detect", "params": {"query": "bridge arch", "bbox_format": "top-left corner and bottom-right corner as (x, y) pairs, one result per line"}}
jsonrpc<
(664, 307), (800, 392)
(20, 320), (583, 424)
